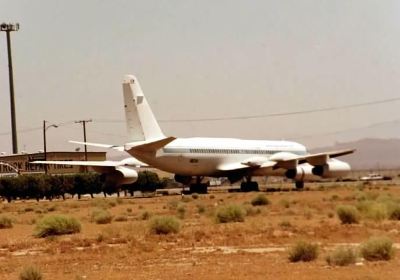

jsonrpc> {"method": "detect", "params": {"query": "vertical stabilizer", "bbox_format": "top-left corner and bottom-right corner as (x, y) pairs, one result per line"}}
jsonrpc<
(123, 75), (165, 141)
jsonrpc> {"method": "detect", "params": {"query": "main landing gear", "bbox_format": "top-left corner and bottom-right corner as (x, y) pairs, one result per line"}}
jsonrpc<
(240, 177), (259, 192)
(295, 181), (304, 190)
(189, 176), (208, 194)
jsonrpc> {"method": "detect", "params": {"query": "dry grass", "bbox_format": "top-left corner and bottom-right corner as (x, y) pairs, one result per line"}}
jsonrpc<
(0, 182), (400, 279)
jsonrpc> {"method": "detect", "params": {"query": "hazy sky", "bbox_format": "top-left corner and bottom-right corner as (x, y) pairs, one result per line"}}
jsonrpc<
(1, 0), (400, 156)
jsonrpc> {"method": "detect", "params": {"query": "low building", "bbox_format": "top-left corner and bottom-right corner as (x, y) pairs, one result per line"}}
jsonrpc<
(0, 151), (106, 175)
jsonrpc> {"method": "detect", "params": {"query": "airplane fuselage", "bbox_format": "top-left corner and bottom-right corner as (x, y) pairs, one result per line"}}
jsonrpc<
(128, 137), (308, 177)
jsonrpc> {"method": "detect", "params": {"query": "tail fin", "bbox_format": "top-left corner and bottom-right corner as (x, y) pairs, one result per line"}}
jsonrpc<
(122, 74), (165, 141)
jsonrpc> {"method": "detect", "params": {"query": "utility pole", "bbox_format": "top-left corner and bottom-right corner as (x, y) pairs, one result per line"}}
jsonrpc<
(1, 22), (19, 154)
(75, 120), (92, 170)
(42, 120), (58, 174)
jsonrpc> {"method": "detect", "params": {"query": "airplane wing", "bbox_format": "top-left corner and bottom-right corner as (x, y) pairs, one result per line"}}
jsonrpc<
(69, 140), (124, 151)
(216, 149), (355, 172)
(32, 160), (121, 167)
(282, 149), (356, 166)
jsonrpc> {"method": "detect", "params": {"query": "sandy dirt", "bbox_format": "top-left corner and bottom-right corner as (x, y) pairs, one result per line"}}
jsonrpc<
(1, 182), (400, 279)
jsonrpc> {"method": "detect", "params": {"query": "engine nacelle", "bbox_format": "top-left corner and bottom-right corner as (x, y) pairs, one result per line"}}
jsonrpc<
(285, 164), (319, 182)
(102, 166), (138, 186)
(311, 159), (351, 178)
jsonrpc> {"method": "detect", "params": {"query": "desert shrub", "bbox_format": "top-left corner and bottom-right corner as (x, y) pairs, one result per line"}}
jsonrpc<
(244, 205), (261, 216)
(91, 209), (113, 224)
(336, 205), (360, 224)
(91, 198), (112, 209)
(149, 216), (180, 234)
(288, 241), (319, 262)
(0, 216), (13, 229)
(19, 266), (42, 280)
(360, 236), (394, 261)
(326, 247), (357, 266)
(167, 200), (179, 210)
(196, 203), (206, 214)
(366, 203), (387, 222)
(191, 193), (199, 199)
(215, 204), (245, 223)
(388, 203), (400, 220)
(46, 205), (57, 212)
(279, 199), (290, 208)
(34, 215), (81, 237)
(181, 196), (192, 203)
(279, 220), (292, 228)
(176, 205), (186, 219)
(251, 194), (270, 206)
(140, 211), (152, 220)
(209, 195), (215, 199)
(114, 215), (128, 222)
(126, 207), (133, 213)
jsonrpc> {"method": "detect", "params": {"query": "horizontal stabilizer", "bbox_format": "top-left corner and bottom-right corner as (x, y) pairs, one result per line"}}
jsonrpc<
(69, 140), (124, 151)
(127, 137), (176, 153)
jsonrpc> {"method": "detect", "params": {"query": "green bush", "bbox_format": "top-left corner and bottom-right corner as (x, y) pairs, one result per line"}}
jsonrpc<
(366, 203), (387, 222)
(34, 215), (81, 238)
(360, 236), (394, 261)
(19, 266), (42, 280)
(149, 216), (180, 234)
(336, 205), (360, 224)
(326, 247), (357, 266)
(91, 209), (113, 224)
(251, 194), (270, 206)
(0, 215), (13, 229)
(288, 241), (318, 262)
(215, 204), (245, 223)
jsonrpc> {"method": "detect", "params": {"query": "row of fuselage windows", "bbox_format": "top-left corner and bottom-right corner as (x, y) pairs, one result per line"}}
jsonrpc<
(188, 148), (282, 155)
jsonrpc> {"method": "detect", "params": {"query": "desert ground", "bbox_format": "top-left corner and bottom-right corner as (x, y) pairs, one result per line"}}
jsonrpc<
(1, 180), (400, 279)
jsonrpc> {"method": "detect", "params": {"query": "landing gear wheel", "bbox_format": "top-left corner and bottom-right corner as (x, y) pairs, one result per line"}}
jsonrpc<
(295, 181), (304, 190)
(189, 183), (208, 194)
(240, 181), (259, 192)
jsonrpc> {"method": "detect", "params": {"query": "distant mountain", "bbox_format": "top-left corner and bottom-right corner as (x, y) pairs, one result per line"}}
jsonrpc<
(311, 138), (400, 170)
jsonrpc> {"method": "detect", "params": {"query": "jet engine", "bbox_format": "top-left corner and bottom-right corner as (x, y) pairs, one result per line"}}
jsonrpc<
(311, 159), (351, 178)
(285, 164), (319, 182)
(101, 166), (138, 186)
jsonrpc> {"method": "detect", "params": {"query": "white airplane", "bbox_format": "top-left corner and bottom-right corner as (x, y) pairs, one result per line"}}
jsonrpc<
(36, 74), (354, 193)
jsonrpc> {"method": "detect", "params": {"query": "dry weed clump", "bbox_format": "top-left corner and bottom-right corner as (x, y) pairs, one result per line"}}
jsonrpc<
(140, 211), (152, 220)
(336, 205), (360, 224)
(360, 236), (394, 261)
(326, 247), (357, 266)
(34, 215), (81, 238)
(114, 215), (128, 222)
(251, 194), (270, 206)
(215, 204), (245, 223)
(0, 215), (13, 229)
(149, 216), (181, 234)
(19, 266), (42, 280)
(288, 241), (319, 262)
(91, 209), (113, 224)
(176, 205), (186, 219)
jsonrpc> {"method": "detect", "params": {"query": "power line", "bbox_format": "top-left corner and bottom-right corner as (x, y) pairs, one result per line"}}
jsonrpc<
(158, 96), (400, 122)
(95, 96), (400, 123)
(289, 118), (400, 140)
